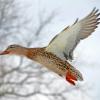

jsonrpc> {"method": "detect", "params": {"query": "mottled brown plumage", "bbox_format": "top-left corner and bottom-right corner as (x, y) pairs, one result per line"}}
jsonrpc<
(0, 45), (83, 85)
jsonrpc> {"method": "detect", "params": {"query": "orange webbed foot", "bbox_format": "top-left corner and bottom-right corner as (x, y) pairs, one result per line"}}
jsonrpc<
(66, 71), (77, 85)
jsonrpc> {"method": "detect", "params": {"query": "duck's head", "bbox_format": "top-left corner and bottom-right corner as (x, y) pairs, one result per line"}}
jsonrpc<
(0, 44), (27, 55)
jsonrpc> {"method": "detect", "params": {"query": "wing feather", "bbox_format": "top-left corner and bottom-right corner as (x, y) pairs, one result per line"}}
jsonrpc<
(46, 8), (100, 60)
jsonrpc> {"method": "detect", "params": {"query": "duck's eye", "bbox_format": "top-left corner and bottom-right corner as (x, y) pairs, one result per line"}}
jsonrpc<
(9, 45), (15, 48)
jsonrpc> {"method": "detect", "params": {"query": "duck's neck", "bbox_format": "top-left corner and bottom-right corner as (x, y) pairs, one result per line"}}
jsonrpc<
(25, 47), (45, 60)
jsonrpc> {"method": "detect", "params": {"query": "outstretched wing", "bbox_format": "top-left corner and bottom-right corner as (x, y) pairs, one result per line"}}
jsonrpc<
(46, 8), (100, 61)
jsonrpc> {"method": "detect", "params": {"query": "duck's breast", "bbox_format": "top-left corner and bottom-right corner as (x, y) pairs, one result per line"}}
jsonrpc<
(35, 55), (67, 76)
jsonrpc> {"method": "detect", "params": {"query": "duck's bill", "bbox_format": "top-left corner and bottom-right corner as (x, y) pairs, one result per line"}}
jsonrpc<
(0, 50), (9, 55)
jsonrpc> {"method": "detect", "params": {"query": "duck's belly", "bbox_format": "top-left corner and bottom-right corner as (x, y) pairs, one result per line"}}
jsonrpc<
(35, 56), (67, 76)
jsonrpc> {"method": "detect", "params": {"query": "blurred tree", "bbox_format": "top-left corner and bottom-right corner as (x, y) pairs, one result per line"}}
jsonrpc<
(0, 0), (90, 100)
